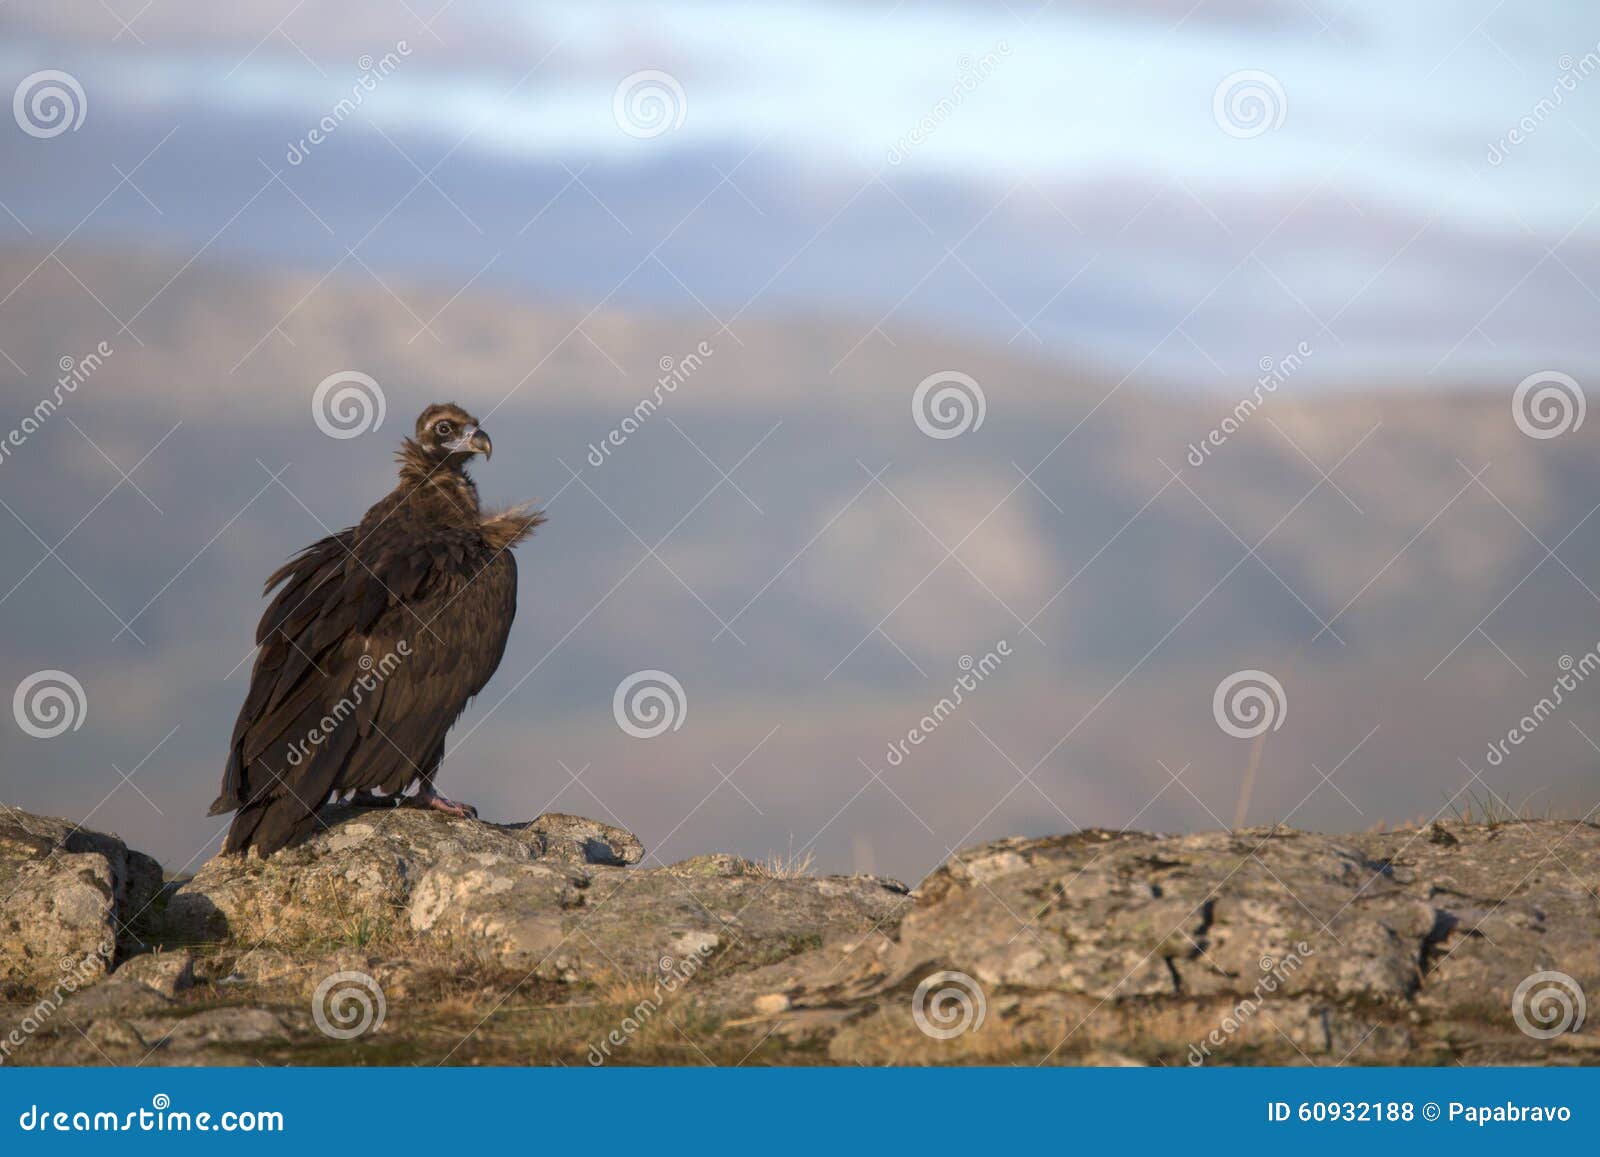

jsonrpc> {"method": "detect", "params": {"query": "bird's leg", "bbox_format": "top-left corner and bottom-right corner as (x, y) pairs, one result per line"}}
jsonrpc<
(401, 786), (479, 820)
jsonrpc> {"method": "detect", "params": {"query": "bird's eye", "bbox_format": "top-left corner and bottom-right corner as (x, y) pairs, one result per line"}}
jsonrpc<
(435, 420), (454, 437)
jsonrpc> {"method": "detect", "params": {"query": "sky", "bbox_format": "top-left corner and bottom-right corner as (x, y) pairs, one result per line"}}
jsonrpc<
(1, 0), (1598, 382)
(1, 1), (1599, 882)
(5, 2), (1597, 225)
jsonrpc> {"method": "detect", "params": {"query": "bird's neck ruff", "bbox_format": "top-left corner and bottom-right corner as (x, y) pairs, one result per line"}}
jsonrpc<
(395, 437), (482, 517)
(393, 437), (544, 548)
(481, 502), (547, 551)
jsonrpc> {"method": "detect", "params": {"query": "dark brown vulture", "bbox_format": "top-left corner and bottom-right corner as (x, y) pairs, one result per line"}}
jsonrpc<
(209, 403), (545, 855)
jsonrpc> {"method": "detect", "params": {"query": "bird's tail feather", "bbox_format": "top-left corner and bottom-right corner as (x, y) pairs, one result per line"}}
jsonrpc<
(221, 796), (317, 856)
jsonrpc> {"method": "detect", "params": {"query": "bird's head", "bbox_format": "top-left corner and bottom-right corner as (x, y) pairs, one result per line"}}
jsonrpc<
(408, 402), (492, 471)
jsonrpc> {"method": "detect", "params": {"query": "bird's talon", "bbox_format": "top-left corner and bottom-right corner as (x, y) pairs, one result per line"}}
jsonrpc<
(404, 789), (479, 820)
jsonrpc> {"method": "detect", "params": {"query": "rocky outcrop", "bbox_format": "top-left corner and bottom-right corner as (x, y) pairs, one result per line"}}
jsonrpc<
(0, 805), (162, 995)
(1, 802), (1596, 1066)
(726, 823), (1600, 1065)
(406, 848), (907, 981)
(159, 806), (907, 984)
(160, 807), (645, 944)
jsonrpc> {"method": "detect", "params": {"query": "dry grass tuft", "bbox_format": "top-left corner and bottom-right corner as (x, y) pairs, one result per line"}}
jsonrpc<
(750, 842), (816, 879)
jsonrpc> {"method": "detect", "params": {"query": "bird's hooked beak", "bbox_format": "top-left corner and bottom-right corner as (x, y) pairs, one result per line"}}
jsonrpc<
(444, 424), (493, 460)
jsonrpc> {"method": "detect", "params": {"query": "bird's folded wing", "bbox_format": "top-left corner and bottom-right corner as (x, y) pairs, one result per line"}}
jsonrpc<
(212, 524), (518, 816)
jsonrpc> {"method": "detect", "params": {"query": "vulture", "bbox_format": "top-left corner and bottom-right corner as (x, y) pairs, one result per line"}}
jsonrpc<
(209, 403), (545, 855)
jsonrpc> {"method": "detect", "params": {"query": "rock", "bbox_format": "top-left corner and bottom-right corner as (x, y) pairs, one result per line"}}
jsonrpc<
(523, 865), (907, 981)
(155, 804), (909, 983)
(1423, 821), (1460, 847)
(84, 1017), (148, 1052)
(7, 800), (1596, 1066)
(667, 853), (760, 878)
(137, 1008), (289, 1052)
(211, 948), (304, 987)
(407, 847), (906, 982)
(0, 804), (162, 994)
(161, 808), (640, 944)
(201, 945), (409, 1000)
(894, 827), (1427, 1004)
(520, 813), (644, 866)
(115, 950), (196, 997)
(765, 822), (1600, 1065)
(162, 805), (549, 942)
(408, 853), (586, 976)
(60, 975), (172, 1018)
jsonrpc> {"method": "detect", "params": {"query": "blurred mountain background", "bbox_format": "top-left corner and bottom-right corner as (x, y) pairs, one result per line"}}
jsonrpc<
(1, 1), (1598, 881)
